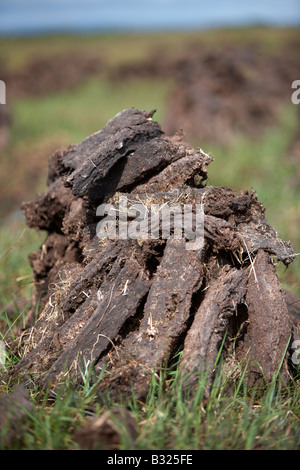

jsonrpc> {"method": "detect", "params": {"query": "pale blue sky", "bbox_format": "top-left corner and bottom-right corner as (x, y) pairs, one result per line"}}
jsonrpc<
(0, 0), (299, 36)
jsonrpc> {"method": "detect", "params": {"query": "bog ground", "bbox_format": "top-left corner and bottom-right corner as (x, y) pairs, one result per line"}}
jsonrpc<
(0, 28), (299, 450)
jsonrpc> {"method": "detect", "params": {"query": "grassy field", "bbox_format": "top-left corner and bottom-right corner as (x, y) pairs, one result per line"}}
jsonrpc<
(2, 27), (297, 71)
(0, 28), (299, 450)
(1, 351), (300, 450)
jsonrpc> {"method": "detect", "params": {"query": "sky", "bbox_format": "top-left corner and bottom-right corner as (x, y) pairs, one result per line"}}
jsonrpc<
(0, 0), (299, 36)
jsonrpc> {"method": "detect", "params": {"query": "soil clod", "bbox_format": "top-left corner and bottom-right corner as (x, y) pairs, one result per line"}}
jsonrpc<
(10, 108), (297, 399)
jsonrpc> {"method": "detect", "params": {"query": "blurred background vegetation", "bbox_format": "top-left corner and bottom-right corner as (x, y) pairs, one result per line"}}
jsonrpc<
(0, 27), (299, 314)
